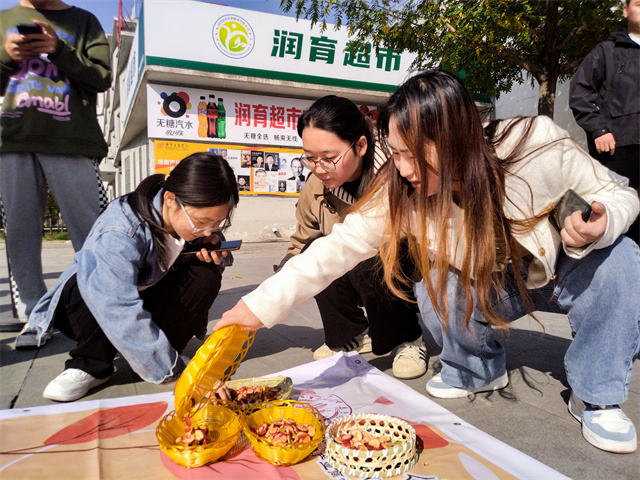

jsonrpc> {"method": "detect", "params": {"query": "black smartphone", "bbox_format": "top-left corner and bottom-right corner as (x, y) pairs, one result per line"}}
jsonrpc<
(17, 23), (43, 35)
(179, 240), (242, 257)
(549, 189), (592, 232)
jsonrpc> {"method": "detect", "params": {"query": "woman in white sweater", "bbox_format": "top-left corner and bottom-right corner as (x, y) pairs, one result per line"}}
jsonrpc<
(216, 70), (640, 454)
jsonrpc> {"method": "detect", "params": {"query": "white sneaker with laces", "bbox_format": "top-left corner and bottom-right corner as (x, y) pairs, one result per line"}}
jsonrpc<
(426, 371), (508, 399)
(43, 369), (111, 402)
(568, 392), (637, 453)
(313, 331), (372, 360)
(392, 338), (427, 379)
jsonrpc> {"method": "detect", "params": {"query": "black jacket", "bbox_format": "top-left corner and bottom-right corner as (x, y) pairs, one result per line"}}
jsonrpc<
(569, 29), (640, 147)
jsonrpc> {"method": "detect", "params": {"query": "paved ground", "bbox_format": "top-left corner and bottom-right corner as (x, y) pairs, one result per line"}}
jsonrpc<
(1, 241), (638, 479)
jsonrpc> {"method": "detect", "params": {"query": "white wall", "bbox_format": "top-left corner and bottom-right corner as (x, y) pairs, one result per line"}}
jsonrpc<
(493, 76), (587, 151)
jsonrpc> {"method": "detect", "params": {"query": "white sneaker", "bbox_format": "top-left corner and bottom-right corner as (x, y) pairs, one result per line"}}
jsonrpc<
(43, 369), (111, 402)
(426, 372), (508, 399)
(15, 324), (53, 350)
(392, 338), (427, 379)
(568, 392), (637, 453)
(313, 331), (372, 360)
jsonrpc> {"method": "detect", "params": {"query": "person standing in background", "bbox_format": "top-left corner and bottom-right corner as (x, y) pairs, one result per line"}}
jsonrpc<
(570, 0), (640, 244)
(0, 0), (111, 342)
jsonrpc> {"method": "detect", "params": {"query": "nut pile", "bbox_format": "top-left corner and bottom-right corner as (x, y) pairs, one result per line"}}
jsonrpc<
(251, 417), (316, 444)
(333, 419), (400, 451)
(230, 385), (282, 405)
(175, 416), (210, 447)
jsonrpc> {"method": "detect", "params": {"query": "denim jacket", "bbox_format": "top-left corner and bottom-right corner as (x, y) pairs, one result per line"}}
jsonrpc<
(28, 190), (186, 384)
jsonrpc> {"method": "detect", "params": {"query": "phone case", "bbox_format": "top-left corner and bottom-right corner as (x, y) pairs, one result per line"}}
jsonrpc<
(549, 189), (592, 232)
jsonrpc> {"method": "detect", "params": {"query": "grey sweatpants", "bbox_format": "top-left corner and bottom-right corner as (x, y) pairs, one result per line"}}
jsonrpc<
(0, 152), (105, 319)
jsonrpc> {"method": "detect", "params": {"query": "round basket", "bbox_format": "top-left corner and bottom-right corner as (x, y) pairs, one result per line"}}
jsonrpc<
(226, 376), (293, 410)
(156, 399), (242, 468)
(174, 325), (255, 416)
(325, 413), (417, 478)
(242, 400), (326, 466)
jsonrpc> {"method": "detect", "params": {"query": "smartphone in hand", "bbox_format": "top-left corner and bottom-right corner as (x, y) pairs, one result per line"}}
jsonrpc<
(549, 189), (592, 232)
(179, 240), (242, 258)
(17, 23), (43, 35)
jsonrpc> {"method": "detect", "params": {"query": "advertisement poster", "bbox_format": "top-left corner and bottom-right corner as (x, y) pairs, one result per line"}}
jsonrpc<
(154, 140), (309, 196)
(147, 83), (314, 148)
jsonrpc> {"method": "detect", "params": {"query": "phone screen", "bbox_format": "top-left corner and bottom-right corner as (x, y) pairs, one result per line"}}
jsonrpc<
(179, 239), (242, 257)
(212, 240), (242, 252)
(17, 24), (43, 35)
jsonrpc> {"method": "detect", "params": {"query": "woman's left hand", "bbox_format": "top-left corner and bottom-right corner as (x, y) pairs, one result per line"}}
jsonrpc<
(561, 201), (607, 248)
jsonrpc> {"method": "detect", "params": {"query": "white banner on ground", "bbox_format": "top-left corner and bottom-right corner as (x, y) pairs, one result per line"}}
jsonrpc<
(0, 352), (567, 479)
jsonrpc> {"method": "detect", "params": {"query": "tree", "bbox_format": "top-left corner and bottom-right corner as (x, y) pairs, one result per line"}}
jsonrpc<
(281, 0), (625, 117)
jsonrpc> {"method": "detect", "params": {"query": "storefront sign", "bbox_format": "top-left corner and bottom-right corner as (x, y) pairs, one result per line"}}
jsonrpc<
(142, 1), (415, 91)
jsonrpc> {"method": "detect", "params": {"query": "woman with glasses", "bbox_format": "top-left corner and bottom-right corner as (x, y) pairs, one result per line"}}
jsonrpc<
(275, 95), (427, 379)
(17, 152), (239, 402)
(217, 71), (640, 453)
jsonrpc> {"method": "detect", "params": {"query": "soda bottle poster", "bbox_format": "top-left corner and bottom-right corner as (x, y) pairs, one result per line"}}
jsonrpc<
(147, 84), (313, 148)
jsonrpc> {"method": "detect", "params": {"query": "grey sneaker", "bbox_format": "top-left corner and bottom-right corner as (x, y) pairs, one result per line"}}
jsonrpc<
(313, 331), (372, 360)
(15, 324), (53, 350)
(568, 392), (637, 453)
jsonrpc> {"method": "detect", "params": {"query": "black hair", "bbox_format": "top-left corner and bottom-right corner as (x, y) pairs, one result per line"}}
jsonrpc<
(297, 95), (376, 197)
(126, 152), (239, 264)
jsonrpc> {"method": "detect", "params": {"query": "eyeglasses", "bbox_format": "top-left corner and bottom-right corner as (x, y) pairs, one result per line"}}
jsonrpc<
(299, 140), (356, 173)
(176, 197), (218, 235)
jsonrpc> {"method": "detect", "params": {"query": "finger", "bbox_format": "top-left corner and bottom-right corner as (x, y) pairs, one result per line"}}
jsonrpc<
(213, 317), (234, 331)
(590, 201), (606, 216)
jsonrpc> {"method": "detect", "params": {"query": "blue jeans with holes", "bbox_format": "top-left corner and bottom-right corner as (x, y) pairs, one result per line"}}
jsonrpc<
(415, 236), (640, 406)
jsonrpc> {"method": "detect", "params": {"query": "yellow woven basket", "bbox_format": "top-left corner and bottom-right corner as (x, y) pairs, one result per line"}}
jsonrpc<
(242, 400), (326, 466)
(156, 326), (255, 468)
(174, 325), (255, 416)
(226, 376), (293, 410)
(156, 400), (242, 468)
(325, 413), (417, 478)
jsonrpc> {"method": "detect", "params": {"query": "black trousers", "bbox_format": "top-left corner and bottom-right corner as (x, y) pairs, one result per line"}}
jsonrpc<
(53, 261), (222, 379)
(588, 142), (639, 245)
(314, 245), (422, 356)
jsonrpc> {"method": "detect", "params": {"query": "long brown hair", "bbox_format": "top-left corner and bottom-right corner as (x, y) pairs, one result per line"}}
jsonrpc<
(357, 69), (546, 329)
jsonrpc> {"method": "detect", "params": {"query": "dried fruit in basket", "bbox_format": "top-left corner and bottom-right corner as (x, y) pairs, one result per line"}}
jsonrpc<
(175, 416), (210, 447)
(229, 384), (282, 405)
(251, 417), (317, 444)
(333, 419), (402, 451)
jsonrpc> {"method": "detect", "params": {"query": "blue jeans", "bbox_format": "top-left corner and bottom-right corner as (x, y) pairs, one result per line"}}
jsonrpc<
(415, 237), (640, 406)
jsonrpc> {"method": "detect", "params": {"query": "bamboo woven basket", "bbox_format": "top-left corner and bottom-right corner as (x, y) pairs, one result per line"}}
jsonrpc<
(242, 399), (326, 466)
(325, 413), (417, 478)
(225, 376), (293, 410)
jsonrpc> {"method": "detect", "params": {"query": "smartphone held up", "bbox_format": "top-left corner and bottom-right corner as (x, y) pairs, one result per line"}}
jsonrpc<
(16, 23), (43, 36)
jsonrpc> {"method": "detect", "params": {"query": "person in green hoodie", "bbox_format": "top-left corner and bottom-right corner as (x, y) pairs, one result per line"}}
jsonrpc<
(0, 1), (111, 339)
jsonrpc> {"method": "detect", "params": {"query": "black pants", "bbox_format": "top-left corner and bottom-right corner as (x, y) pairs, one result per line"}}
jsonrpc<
(53, 261), (222, 379)
(314, 245), (422, 356)
(588, 142), (639, 245)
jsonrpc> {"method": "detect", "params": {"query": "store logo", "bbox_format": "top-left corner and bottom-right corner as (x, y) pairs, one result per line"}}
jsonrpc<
(159, 90), (191, 118)
(213, 15), (255, 59)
